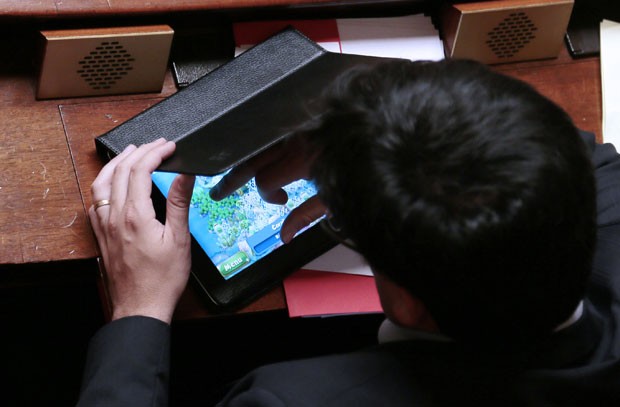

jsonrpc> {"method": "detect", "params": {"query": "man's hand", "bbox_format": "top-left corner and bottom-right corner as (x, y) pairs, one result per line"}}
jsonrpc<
(89, 139), (195, 324)
(209, 136), (325, 243)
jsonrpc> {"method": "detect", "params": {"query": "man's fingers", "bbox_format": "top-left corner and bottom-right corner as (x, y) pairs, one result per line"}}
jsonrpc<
(254, 147), (311, 204)
(165, 174), (195, 236)
(91, 143), (137, 201)
(258, 186), (288, 205)
(88, 205), (109, 260)
(110, 139), (171, 214)
(108, 139), (164, 217)
(280, 196), (326, 243)
(255, 169), (305, 205)
(209, 163), (255, 201)
(210, 143), (287, 201)
(91, 144), (138, 222)
(124, 140), (176, 209)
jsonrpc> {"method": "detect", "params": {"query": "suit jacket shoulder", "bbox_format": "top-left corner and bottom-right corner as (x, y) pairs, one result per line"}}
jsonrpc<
(217, 343), (437, 407)
(581, 130), (620, 226)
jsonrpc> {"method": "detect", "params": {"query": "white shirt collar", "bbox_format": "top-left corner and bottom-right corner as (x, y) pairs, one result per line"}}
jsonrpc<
(554, 300), (584, 332)
(378, 300), (584, 344)
(378, 318), (452, 344)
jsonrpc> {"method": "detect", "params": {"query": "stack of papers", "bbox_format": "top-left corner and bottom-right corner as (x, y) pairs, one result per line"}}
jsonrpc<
(600, 19), (620, 146)
(233, 15), (444, 317)
(234, 15), (445, 61)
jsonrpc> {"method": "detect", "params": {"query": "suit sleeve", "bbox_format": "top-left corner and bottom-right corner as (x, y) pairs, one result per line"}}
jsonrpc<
(581, 130), (620, 227)
(76, 316), (171, 407)
(581, 131), (620, 318)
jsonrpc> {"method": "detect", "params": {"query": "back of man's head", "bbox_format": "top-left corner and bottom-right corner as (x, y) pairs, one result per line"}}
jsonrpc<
(308, 59), (596, 350)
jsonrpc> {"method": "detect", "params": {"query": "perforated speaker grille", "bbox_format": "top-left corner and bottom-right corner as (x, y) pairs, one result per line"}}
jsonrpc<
(76, 41), (136, 90)
(37, 25), (173, 99)
(486, 12), (538, 59)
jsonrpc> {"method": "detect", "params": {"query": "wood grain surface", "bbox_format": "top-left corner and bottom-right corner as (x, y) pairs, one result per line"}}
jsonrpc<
(493, 48), (602, 141)
(0, 0), (343, 19)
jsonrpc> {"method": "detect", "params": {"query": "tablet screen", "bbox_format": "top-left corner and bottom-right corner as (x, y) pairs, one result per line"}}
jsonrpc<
(152, 171), (319, 280)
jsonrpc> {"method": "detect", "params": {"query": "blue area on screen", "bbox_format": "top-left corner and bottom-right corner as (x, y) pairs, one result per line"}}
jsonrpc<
(152, 171), (318, 280)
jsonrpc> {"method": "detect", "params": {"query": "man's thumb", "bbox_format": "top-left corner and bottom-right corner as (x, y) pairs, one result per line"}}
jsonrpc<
(166, 174), (195, 233)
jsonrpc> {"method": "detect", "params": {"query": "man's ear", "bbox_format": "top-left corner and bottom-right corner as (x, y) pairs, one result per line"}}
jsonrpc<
(374, 273), (438, 332)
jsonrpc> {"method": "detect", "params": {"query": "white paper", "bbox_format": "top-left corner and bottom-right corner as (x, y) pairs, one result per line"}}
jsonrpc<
(303, 244), (372, 276)
(235, 15), (444, 61)
(601, 19), (620, 146)
(235, 41), (341, 57)
(337, 14), (445, 61)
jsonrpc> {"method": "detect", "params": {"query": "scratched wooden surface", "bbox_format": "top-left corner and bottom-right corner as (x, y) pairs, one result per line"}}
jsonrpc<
(0, 33), (180, 264)
(0, 32), (96, 264)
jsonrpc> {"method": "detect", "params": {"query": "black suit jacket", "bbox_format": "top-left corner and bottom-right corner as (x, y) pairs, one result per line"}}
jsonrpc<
(77, 132), (620, 406)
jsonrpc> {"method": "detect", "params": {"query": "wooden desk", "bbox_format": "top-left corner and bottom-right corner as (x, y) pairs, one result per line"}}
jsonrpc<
(0, 13), (602, 319)
(0, 0), (431, 21)
(0, 0), (338, 19)
(493, 52), (602, 140)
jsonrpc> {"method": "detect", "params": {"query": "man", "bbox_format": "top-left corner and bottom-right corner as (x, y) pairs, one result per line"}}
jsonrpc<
(77, 59), (620, 406)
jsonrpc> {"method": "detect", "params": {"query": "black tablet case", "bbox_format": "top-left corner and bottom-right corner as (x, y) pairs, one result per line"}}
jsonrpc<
(170, 22), (235, 87)
(95, 27), (393, 175)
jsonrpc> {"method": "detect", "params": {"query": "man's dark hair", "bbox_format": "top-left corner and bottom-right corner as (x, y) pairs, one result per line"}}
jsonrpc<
(306, 59), (596, 350)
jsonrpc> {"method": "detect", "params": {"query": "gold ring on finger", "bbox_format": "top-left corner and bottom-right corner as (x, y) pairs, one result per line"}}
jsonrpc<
(93, 199), (111, 210)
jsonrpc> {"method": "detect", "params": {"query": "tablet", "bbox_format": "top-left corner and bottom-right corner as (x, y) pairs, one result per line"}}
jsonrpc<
(151, 171), (336, 310)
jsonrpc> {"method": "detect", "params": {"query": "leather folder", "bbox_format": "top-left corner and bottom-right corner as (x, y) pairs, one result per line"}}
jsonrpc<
(95, 27), (393, 176)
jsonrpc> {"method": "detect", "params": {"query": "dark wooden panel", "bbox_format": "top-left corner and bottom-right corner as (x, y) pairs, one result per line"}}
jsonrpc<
(0, 103), (96, 263)
(494, 49), (602, 141)
(174, 284), (286, 319)
(0, 0), (341, 18)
